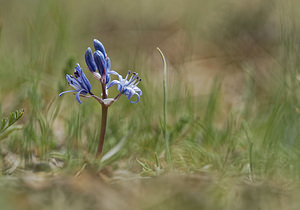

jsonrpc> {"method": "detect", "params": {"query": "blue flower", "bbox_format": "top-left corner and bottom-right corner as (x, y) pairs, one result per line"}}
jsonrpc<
(107, 71), (142, 104)
(59, 64), (92, 104)
(85, 39), (118, 84)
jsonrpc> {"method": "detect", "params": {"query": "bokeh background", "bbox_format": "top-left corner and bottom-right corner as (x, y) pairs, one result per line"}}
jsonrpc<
(1, 0), (300, 209)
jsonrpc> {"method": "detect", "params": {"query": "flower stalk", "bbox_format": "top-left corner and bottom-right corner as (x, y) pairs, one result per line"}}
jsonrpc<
(97, 105), (108, 158)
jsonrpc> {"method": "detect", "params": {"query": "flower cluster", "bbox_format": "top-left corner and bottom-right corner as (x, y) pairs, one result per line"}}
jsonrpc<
(107, 71), (142, 104)
(59, 64), (92, 104)
(60, 39), (142, 105)
(85, 39), (118, 84)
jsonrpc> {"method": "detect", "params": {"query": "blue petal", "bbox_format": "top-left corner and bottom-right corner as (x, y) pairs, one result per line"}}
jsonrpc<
(74, 65), (81, 78)
(108, 70), (121, 82)
(133, 86), (142, 96)
(106, 74), (110, 84)
(85, 47), (97, 72)
(129, 93), (140, 104)
(66, 74), (71, 82)
(74, 65), (84, 84)
(107, 80), (121, 89)
(108, 70), (120, 76)
(93, 39), (106, 57)
(106, 57), (111, 70)
(117, 84), (123, 92)
(124, 88), (135, 99)
(66, 75), (81, 90)
(59, 90), (76, 96)
(72, 64), (92, 92)
(79, 68), (92, 92)
(75, 90), (84, 104)
(82, 74), (92, 92)
(94, 50), (106, 76)
(124, 88), (140, 104)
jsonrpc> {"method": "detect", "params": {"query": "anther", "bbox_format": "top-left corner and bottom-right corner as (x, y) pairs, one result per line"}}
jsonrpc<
(74, 72), (79, 78)
(134, 78), (142, 85)
(125, 70), (131, 80)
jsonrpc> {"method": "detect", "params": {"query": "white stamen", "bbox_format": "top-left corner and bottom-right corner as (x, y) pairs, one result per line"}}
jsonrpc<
(125, 70), (131, 80)
(128, 74), (138, 85)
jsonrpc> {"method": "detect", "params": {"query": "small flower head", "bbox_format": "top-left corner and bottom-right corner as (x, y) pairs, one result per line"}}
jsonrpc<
(107, 71), (142, 104)
(85, 39), (116, 84)
(59, 64), (92, 104)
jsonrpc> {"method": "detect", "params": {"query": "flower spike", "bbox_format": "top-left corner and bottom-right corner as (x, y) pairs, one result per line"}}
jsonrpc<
(59, 38), (142, 158)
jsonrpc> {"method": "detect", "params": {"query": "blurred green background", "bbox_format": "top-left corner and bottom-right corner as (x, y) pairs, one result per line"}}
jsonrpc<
(1, 0), (300, 209)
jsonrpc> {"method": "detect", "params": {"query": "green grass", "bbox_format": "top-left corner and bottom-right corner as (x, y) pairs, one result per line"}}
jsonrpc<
(1, 0), (300, 209)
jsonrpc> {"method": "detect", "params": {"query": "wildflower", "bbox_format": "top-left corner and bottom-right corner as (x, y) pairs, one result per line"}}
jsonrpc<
(59, 64), (92, 104)
(85, 39), (118, 84)
(107, 71), (142, 104)
(59, 38), (143, 158)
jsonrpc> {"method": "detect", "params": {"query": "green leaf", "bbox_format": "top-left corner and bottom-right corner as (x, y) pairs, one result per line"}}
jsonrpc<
(0, 125), (23, 141)
(101, 134), (129, 163)
(8, 112), (15, 126)
(0, 109), (24, 136)
(0, 118), (6, 131)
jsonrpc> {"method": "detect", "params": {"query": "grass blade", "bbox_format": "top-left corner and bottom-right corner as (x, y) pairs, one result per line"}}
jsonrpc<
(156, 47), (171, 164)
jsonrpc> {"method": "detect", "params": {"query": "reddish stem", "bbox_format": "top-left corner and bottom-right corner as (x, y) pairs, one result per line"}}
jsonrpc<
(96, 105), (108, 158)
(101, 77), (107, 99)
